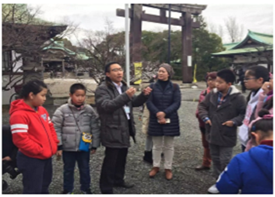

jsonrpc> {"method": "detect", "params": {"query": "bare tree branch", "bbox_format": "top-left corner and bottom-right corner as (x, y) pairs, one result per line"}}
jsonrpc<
(2, 4), (71, 91)
(224, 16), (244, 43)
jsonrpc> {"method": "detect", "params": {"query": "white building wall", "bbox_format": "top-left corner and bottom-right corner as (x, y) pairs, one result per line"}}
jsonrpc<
(2, 50), (23, 105)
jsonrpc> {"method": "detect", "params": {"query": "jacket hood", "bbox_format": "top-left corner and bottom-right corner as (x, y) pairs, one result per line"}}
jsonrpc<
(249, 88), (264, 103)
(213, 85), (240, 95)
(9, 99), (35, 115)
(249, 145), (273, 182)
(67, 98), (86, 108)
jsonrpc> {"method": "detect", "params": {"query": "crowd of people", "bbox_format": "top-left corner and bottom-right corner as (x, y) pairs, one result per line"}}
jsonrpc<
(6, 62), (273, 194)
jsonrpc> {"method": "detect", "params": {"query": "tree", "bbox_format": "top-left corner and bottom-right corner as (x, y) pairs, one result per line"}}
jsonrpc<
(253, 44), (273, 71)
(2, 4), (75, 91)
(218, 25), (224, 41)
(193, 16), (230, 80)
(207, 22), (217, 34)
(77, 19), (161, 84)
(76, 16), (229, 83)
(76, 19), (125, 84)
(224, 16), (244, 43)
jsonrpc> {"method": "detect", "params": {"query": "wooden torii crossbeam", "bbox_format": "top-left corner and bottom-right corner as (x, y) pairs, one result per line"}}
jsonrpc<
(116, 4), (207, 83)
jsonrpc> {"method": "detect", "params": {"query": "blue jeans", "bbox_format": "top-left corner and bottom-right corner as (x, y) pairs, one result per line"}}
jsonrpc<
(62, 151), (90, 192)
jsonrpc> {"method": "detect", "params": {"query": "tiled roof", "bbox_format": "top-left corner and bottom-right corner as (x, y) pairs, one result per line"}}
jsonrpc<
(212, 30), (273, 57)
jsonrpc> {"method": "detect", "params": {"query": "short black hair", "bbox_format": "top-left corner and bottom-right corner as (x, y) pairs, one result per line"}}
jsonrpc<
(105, 61), (120, 73)
(20, 79), (47, 99)
(251, 109), (273, 134)
(70, 83), (86, 94)
(217, 69), (236, 84)
(246, 65), (270, 82)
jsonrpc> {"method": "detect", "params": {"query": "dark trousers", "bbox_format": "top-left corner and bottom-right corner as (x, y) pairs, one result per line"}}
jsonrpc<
(199, 127), (211, 167)
(62, 151), (91, 192)
(209, 144), (233, 180)
(16, 151), (52, 194)
(99, 147), (128, 194)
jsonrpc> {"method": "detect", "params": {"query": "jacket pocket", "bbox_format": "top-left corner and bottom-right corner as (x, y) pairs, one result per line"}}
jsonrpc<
(222, 126), (236, 137)
(64, 114), (75, 126)
(62, 134), (77, 150)
(82, 113), (92, 125)
(105, 124), (122, 143)
(37, 143), (44, 155)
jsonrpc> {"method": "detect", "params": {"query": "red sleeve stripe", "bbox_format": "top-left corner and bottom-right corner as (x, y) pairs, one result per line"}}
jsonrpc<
(12, 130), (28, 134)
(11, 124), (28, 130)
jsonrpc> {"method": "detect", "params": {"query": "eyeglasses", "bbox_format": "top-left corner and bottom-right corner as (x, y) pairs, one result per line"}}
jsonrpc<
(244, 77), (256, 81)
(111, 68), (123, 72)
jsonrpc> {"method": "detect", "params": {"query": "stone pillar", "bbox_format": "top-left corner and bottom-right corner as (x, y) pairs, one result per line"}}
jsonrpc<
(181, 12), (193, 83)
(130, 4), (142, 63)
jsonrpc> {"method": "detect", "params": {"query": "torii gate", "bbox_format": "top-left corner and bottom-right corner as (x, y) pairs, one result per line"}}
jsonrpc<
(117, 4), (207, 83)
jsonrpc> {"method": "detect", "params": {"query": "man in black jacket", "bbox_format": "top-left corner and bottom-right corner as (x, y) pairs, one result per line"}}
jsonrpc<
(95, 62), (152, 194)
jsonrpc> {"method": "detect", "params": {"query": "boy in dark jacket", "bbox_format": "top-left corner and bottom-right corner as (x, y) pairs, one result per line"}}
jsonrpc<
(198, 69), (246, 194)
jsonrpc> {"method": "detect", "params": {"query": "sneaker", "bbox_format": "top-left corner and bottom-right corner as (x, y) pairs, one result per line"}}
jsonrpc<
(207, 184), (220, 194)
(62, 190), (73, 194)
(81, 189), (92, 194)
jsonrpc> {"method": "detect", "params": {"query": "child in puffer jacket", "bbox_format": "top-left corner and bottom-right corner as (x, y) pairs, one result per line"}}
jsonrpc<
(52, 83), (100, 194)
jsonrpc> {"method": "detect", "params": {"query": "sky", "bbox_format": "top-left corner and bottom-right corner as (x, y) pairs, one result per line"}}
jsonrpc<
(27, 2), (273, 45)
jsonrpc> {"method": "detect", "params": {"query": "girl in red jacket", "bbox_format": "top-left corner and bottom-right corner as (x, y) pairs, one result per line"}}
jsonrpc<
(9, 79), (59, 194)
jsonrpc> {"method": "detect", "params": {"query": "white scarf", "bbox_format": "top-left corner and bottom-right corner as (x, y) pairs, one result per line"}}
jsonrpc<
(238, 89), (263, 146)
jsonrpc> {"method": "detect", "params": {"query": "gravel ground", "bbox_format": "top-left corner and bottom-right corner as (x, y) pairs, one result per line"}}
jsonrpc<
(2, 83), (247, 194)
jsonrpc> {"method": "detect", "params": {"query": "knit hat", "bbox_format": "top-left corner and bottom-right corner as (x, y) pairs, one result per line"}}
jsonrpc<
(205, 71), (217, 80)
(159, 63), (175, 78)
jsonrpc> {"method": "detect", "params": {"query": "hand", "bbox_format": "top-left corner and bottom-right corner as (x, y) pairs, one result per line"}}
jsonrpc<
(2, 156), (12, 161)
(262, 81), (272, 94)
(126, 87), (136, 98)
(143, 87), (152, 95)
(222, 121), (234, 127)
(56, 150), (62, 157)
(91, 149), (96, 154)
(156, 111), (166, 119)
(205, 120), (212, 126)
(158, 118), (166, 124)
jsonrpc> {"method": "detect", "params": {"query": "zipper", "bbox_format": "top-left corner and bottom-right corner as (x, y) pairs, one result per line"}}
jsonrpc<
(38, 115), (53, 155)
(114, 87), (126, 143)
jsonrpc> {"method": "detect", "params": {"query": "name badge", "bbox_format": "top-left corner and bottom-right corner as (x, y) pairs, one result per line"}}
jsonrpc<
(124, 106), (130, 114)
